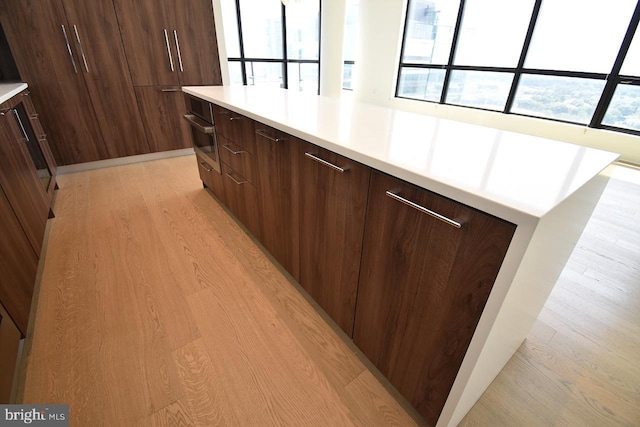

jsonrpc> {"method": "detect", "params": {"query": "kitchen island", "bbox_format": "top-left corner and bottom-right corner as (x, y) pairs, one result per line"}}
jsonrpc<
(183, 85), (618, 427)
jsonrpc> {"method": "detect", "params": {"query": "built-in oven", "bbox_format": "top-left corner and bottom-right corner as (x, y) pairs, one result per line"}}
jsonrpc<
(184, 94), (221, 173)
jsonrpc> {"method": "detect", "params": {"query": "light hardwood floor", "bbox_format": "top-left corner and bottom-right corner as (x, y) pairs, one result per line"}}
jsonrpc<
(18, 156), (640, 426)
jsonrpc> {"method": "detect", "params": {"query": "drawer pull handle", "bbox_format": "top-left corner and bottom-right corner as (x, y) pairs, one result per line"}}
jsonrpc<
(219, 111), (241, 121)
(222, 143), (245, 155)
(225, 171), (247, 185)
(255, 129), (284, 142)
(304, 152), (348, 173)
(199, 162), (213, 172)
(385, 190), (462, 229)
(30, 113), (39, 119)
(161, 88), (181, 92)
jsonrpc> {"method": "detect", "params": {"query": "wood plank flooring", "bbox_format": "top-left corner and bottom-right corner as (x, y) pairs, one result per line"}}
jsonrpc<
(18, 156), (640, 426)
(18, 155), (419, 427)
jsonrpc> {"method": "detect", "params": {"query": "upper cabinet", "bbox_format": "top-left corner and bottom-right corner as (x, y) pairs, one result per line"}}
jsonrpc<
(113, 0), (222, 87)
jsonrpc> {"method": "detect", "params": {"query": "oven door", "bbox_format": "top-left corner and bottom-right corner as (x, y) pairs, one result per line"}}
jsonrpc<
(184, 114), (221, 174)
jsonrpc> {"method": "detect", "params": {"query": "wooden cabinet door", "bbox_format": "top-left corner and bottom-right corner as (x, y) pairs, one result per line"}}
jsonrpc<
(299, 142), (370, 336)
(0, 301), (22, 400)
(0, 107), (49, 257)
(353, 171), (515, 426)
(112, 0), (178, 86)
(135, 87), (191, 152)
(0, 179), (39, 337)
(168, 0), (222, 86)
(255, 123), (300, 281)
(221, 162), (261, 239)
(0, 0), (109, 165)
(61, 0), (150, 158)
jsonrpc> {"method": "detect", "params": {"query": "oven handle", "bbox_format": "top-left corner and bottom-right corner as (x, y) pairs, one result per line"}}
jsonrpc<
(183, 114), (214, 134)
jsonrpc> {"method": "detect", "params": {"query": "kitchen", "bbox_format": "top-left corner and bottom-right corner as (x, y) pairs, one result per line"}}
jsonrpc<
(2, 2), (634, 424)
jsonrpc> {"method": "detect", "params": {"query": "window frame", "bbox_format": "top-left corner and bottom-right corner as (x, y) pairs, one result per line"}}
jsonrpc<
(395, 0), (640, 135)
(226, 0), (322, 94)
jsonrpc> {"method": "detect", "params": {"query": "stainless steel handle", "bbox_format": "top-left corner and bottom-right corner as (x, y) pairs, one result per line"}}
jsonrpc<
(12, 109), (29, 141)
(73, 25), (89, 73)
(183, 114), (214, 134)
(173, 30), (183, 72)
(385, 190), (462, 228)
(61, 25), (78, 73)
(0, 108), (10, 116)
(199, 162), (213, 173)
(304, 152), (348, 173)
(30, 113), (39, 119)
(255, 129), (285, 142)
(163, 29), (175, 72)
(225, 171), (247, 185)
(160, 88), (181, 92)
(222, 143), (245, 155)
(218, 111), (241, 121)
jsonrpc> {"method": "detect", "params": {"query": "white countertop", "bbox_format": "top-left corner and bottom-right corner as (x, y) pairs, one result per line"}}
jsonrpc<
(183, 86), (619, 224)
(0, 82), (27, 104)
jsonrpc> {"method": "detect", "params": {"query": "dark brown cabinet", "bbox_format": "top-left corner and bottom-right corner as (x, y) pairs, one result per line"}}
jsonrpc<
(0, 0), (110, 165)
(0, 301), (22, 402)
(114, 0), (222, 152)
(135, 87), (192, 153)
(196, 152), (226, 204)
(58, 0), (150, 158)
(353, 171), (515, 426)
(113, 0), (222, 87)
(212, 105), (261, 238)
(255, 123), (300, 281)
(21, 91), (57, 203)
(299, 142), (370, 335)
(221, 162), (261, 239)
(0, 99), (50, 258)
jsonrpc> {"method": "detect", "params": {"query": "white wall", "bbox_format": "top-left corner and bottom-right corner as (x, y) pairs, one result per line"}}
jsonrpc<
(212, 0), (640, 163)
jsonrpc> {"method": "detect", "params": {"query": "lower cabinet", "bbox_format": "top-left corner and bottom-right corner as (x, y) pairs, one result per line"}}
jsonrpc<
(254, 123), (300, 281)
(195, 152), (225, 203)
(135, 87), (192, 153)
(299, 142), (370, 336)
(0, 301), (21, 403)
(193, 101), (518, 427)
(0, 186), (38, 336)
(353, 171), (516, 425)
(221, 162), (261, 239)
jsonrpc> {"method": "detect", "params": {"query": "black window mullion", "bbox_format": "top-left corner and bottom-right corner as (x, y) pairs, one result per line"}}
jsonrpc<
(234, 0), (248, 86)
(504, 0), (543, 113)
(281, 2), (288, 89)
(395, 0), (414, 98)
(440, 0), (466, 104)
(590, 1), (640, 127)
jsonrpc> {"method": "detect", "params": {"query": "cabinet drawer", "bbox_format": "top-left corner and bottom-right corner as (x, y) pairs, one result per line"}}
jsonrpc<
(212, 105), (255, 152)
(196, 153), (225, 203)
(218, 135), (256, 184)
(221, 162), (261, 239)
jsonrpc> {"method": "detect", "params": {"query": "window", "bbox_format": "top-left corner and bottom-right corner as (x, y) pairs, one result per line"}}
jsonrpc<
(342, 0), (359, 90)
(221, 0), (321, 93)
(396, 0), (640, 135)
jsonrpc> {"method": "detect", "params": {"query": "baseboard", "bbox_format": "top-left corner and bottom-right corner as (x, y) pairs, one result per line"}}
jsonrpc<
(57, 148), (195, 175)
